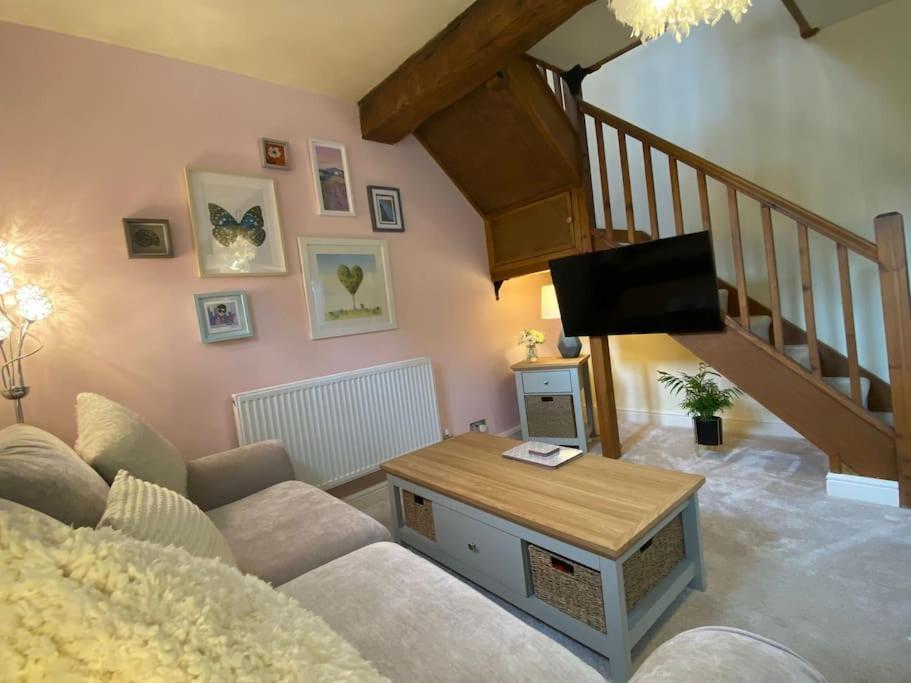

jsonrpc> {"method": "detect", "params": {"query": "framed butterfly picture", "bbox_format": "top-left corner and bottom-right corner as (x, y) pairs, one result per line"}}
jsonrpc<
(185, 169), (287, 277)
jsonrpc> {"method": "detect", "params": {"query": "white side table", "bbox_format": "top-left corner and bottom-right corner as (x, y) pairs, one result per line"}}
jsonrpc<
(512, 355), (593, 451)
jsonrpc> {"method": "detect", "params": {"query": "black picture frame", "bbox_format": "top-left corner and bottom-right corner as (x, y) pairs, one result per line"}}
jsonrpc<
(367, 186), (405, 232)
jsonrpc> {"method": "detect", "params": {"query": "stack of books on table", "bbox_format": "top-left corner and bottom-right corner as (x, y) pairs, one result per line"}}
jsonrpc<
(502, 441), (584, 468)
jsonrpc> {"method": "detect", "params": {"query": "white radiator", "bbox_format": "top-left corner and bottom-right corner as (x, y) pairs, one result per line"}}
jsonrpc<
(232, 357), (442, 489)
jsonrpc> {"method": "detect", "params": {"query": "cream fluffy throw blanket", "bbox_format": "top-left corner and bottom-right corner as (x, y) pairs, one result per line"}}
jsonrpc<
(0, 505), (388, 682)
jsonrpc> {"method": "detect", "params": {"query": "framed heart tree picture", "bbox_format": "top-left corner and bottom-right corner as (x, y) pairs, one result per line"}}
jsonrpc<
(185, 169), (288, 277)
(298, 237), (397, 339)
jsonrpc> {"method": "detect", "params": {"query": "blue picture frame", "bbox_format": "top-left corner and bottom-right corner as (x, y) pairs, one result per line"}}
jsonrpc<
(194, 291), (253, 343)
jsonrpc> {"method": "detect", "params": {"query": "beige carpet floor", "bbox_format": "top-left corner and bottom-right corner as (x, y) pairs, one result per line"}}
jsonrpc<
(357, 422), (911, 682)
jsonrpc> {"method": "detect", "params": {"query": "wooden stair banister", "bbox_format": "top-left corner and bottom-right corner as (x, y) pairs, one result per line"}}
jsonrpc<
(875, 213), (911, 507)
(581, 99), (908, 505)
(580, 101), (879, 261)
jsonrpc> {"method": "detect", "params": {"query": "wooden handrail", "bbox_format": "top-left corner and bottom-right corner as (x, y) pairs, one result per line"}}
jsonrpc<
(581, 102), (878, 261)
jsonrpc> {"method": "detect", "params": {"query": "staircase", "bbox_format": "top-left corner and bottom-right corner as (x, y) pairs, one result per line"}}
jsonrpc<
(410, 53), (911, 505)
(530, 62), (909, 499)
(573, 94), (909, 489)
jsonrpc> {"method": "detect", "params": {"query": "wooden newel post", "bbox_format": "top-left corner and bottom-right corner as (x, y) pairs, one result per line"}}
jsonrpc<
(875, 212), (911, 508)
(570, 82), (622, 459)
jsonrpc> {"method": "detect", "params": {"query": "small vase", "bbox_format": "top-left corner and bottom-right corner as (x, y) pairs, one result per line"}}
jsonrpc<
(526, 345), (539, 362)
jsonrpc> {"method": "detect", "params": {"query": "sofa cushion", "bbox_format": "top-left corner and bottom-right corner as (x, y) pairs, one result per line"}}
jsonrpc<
(75, 393), (186, 494)
(0, 424), (109, 527)
(207, 481), (391, 585)
(1, 497), (388, 682)
(279, 542), (604, 682)
(98, 470), (236, 566)
(630, 627), (825, 683)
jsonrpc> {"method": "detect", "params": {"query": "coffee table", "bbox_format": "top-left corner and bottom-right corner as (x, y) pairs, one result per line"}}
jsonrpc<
(381, 432), (706, 683)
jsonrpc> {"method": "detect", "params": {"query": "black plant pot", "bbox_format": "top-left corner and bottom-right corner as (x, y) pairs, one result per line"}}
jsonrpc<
(693, 416), (723, 446)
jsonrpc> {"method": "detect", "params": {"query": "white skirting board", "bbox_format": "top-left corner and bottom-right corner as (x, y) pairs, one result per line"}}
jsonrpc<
(825, 473), (899, 507)
(618, 409), (802, 439)
(496, 425), (522, 439)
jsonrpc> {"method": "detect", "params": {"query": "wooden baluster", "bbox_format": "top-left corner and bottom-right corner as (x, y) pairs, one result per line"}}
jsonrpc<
(797, 223), (822, 378)
(761, 205), (785, 353)
(642, 143), (659, 240)
(552, 71), (564, 107)
(594, 122), (614, 231)
(669, 156), (684, 236)
(697, 170), (712, 231)
(727, 187), (750, 329)
(617, 132), (636, 243)
(836, 244), (862, 404)
(875, 212), (911, 507)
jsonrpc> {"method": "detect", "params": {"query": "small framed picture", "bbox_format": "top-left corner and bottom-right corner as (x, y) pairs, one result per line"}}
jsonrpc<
(122, 218), (173, 258)
(194, 291), (253, 343)
(260, 138), (290, 170)
(308, 139), (355, 216)
(367, 186), (404, 232)
(185, 168), (287, 277)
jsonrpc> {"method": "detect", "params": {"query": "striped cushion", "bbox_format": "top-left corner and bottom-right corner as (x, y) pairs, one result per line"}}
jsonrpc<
(98, 470), (235, 566)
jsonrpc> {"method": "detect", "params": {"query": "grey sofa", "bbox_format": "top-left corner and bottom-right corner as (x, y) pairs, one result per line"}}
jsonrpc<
(0, 423), (825, 682)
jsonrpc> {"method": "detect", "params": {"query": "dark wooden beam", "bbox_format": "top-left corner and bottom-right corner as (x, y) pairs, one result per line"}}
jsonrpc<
(358, 0), (596, 144)
(781, 0), (820, 39)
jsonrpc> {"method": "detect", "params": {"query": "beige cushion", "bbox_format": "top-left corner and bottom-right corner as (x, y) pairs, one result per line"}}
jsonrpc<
(279, 542), (605, 682)
(98, 470), (235, 566)
(207, 480), (391, 585)
(75, 393), (186, 494)
(0, 424), (109, 527)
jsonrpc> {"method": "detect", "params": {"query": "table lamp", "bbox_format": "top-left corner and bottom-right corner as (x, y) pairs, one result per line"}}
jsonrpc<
(541, 284), (581, 358)
(0, 242), (54, 423)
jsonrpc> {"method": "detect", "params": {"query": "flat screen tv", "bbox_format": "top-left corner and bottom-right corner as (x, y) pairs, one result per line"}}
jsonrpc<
(549, 232), (723, 336)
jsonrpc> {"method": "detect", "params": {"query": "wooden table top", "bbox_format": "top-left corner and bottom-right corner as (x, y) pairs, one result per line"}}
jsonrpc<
(381, 432), (704, 560)
(511, 355), (590, 371)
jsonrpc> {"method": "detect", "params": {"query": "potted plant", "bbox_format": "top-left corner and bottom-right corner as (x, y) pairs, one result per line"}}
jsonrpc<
(657, 363), (743, 446)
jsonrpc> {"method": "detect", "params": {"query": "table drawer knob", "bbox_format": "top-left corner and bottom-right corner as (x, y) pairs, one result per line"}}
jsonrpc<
(467, 543), (479, 553)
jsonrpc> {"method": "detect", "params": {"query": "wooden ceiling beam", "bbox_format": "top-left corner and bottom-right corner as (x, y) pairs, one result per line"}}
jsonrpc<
(781, 0), (820, 39)
(358, 0), (596, 144)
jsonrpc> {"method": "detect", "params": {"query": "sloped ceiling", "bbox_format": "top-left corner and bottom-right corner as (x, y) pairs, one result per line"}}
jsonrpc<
(0, 0), (475, 101)
(0, 0), (896, 101)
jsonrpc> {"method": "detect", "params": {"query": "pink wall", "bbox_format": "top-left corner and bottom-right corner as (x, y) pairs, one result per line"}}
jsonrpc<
(0, 22), (550, 457)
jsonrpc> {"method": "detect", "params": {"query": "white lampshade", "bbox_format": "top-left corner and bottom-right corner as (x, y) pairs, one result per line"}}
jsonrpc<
(541, 284), (561, 320)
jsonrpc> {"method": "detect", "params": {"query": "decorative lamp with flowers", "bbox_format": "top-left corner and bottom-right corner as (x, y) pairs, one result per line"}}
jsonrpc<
(0, 243), (53, 423)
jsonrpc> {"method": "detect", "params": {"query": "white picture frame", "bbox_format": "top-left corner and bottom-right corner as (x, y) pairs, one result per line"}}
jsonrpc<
(185, 168), (287, 277)
(298, 237), (397, 339)
(308, 139), (355, 216)
(194, 291), (253, 343)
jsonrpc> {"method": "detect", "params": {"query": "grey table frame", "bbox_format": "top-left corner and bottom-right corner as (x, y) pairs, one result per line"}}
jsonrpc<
(387, 475), (705, 683)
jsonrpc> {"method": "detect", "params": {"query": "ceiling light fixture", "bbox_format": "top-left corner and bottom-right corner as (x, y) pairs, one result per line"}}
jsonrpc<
(609, 0), (752, 43)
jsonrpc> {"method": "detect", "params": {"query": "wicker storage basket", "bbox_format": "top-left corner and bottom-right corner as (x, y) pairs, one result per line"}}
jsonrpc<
(528, 515), (685, 632)
(524, 395), (576, 438)
(402, 490), (436, 541)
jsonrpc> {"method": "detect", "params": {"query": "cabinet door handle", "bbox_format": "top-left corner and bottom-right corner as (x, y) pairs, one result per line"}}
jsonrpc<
(543, 379), (550, 385)
(467, 543), (479, 553)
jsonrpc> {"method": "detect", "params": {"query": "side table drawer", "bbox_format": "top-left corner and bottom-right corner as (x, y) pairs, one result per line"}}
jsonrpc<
(433, 502), (527, 597)
(522, 370), (572, 394)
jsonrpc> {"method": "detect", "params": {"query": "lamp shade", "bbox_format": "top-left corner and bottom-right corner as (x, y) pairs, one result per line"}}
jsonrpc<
(541, 284), (561, 320)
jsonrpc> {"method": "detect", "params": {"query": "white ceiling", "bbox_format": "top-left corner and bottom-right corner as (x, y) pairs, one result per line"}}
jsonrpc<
(0, 0), (897, 101)
(528, 0), (898, 71)
(0, 0), (475, 101)
(798, 0), (894, 28)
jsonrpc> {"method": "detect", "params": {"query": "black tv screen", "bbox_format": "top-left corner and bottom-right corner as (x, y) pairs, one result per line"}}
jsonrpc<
(549, 232), (723, 336)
